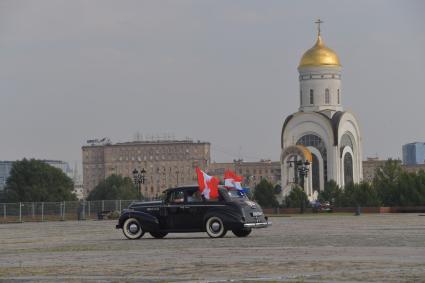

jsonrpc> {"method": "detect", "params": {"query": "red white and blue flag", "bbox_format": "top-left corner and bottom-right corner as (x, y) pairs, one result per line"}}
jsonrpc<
(196, 168), (219, 199)
(224, 170), (244, 190)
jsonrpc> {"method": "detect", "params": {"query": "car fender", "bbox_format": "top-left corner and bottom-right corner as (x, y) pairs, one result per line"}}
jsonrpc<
(117, 211), (160, 232)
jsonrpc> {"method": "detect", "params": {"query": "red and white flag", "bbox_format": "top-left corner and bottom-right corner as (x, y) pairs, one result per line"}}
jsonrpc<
(224, 170), (244, 190)
(196, 168), (219, 199)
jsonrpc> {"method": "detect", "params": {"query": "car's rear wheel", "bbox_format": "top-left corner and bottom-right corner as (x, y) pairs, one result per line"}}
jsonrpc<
(232, 228), (252, 237)
(205, 216), (227, 238)
(149, 231), (168, 239)
(122, 218), (145, 239)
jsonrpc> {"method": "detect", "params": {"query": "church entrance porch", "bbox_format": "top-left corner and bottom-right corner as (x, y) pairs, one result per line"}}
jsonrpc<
(281, 145), (316, 201)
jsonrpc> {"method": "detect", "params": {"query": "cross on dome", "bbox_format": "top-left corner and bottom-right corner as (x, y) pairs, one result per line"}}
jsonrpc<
(315, 18), (323, 36)
(298, 18), (341, 68)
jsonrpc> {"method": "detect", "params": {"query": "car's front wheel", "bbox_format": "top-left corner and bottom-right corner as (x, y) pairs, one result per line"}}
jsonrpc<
(205, 216), (227, 238)
(122, 218), (145, 239)
(149, 231), (168, 239)
(232, 228), (252, 237)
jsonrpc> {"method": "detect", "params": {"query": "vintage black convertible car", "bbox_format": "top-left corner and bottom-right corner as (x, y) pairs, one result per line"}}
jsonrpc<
(116, 186), (271, 239)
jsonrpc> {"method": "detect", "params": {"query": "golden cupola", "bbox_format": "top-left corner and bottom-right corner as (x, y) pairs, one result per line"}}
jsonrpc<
(298, 35), (341, 68)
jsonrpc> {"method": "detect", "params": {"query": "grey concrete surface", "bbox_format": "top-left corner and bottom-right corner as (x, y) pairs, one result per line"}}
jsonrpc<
(0, 214), (425, 282)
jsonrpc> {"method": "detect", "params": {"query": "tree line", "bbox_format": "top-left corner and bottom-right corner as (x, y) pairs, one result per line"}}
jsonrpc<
(0, 159), (139, 203)
(2, 159), (425, 207)
(317, 159), (425, 207)
(253, 159), (425, 208)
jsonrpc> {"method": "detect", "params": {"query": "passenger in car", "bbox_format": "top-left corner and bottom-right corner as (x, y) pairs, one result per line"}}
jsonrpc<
(174, 197), (184, 203)
(187, 191), (202, 202)
(171, 191), (184, 203)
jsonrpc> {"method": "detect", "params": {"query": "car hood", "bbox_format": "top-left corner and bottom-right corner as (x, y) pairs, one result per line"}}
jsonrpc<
(232, 198), (261, 210)
(129, 200), (162, 209)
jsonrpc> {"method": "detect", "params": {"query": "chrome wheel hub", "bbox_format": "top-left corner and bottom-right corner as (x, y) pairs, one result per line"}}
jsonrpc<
(129, 223), (139, 233)
(211, 222), (220, 232)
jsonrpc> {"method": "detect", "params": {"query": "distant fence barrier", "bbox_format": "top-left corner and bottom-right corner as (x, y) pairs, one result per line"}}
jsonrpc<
(0, 200), (150, 224)
(262, 206), (425, 215)
(4, 202), (425, 224)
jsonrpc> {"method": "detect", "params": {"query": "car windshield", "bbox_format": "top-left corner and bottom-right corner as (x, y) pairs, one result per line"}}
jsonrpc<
(227, 189), (247, 199)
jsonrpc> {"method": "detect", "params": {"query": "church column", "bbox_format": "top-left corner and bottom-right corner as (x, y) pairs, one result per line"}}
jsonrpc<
(329, 145), (341, 186)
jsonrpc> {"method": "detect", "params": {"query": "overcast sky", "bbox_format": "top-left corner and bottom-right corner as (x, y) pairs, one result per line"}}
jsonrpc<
(1, 0), (424, 167)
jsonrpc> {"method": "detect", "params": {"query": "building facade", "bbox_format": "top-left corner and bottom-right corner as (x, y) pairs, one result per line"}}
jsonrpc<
(43, 160), (73, 177)
(402, 142), (425, 165)
(82, 140), (210, 198)
(280, 23), (363, 200)
(362, 157), (388, 183)
(362, 157), (425, 183)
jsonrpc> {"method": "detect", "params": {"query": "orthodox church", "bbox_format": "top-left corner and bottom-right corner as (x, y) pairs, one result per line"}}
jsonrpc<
(281, 20), (363, 200)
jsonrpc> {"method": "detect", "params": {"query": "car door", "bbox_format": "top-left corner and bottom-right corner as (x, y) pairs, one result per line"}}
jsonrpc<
(184, 188), (204, 230)
(165, 189), (192, 230)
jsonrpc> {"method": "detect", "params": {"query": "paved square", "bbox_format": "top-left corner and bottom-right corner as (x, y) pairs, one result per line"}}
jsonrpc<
(1, 214), (425, 282)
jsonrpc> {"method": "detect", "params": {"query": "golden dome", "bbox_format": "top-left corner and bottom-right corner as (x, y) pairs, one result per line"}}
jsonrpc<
(298, 35), (341, 68)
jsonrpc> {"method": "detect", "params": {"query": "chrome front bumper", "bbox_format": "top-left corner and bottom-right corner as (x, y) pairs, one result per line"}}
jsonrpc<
(243, 221), (272, 228)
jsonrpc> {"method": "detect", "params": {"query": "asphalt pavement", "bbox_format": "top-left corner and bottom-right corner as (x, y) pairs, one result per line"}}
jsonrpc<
(1, 214), (425, 282)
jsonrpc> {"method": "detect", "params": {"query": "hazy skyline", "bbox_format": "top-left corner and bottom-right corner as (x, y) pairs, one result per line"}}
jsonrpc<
(1, 1), (425, 166)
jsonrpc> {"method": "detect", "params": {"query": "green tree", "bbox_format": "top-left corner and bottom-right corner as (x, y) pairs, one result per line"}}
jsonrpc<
(87, 174), (139, 200)
(342, 182), (380, 207)
(373, 159), (402, 206)
(414, 170), (425, 205)
(283, 185), (309, 209)
(3, 159), (76, 202)
(396, 171), (425, 206)
(318, 180), (344, 206)
(253, 179), (278, 208)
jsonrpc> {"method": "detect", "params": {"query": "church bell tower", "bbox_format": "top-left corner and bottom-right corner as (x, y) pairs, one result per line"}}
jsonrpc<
(298, 19), (343, 117)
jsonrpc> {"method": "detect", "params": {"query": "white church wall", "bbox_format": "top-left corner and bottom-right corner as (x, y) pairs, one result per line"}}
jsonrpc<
(283, 113), (334, 149)
(328, 144), (344, 187)
(299, 66), (343, 113)
(307, 146), (325, 193)
(338, 111), (363, 182)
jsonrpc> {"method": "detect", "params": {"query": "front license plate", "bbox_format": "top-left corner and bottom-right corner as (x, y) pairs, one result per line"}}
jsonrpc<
(252, 211), (263, 217)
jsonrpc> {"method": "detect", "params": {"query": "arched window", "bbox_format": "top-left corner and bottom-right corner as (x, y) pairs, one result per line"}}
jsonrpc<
(311, 154), (320, 192)
(344, 153), (353, 185)
(340, 133), (354, 157)
(325, 88), (330, 104)
(297, 134), (328, 182)
(309, 89), (314, 104)
(337, 89), (340, 104)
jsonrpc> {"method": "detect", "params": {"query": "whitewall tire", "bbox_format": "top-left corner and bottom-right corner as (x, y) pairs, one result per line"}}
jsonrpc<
(205, 216), (226, 238)
(123, 218), (144, 240)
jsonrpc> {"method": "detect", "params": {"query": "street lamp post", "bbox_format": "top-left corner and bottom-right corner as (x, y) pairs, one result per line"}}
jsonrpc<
(287, 158), (310, 187)
(296, 160), (310, 214)
(132, 168), (146, 201)
(297, 160), (310, 187)
(287, 158), (310, 214)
